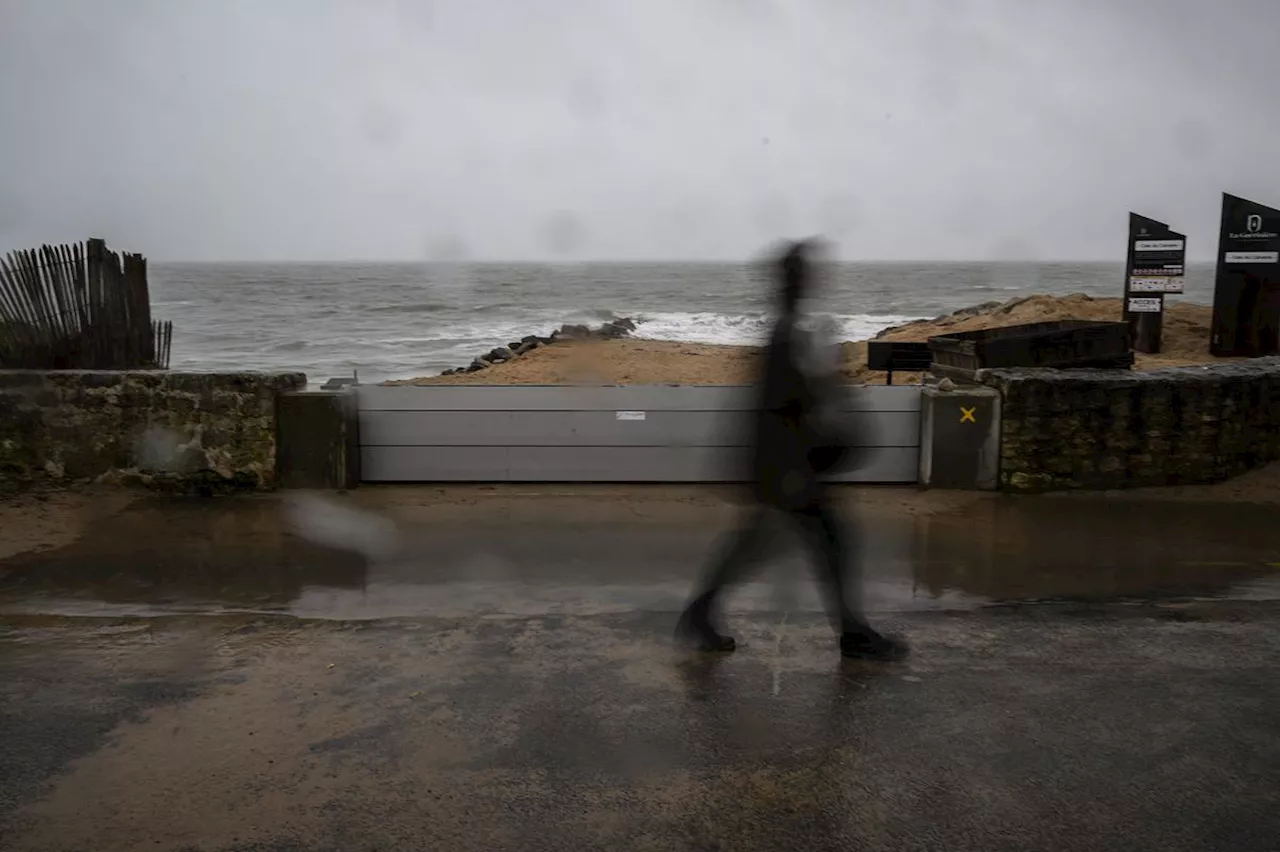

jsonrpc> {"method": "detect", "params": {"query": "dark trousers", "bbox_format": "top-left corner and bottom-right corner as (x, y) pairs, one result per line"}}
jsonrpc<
(688, 495), (865, 634)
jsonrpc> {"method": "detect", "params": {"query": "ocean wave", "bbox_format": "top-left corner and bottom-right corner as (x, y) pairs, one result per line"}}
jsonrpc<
(631, 312), (925, 345)
(631, 312), (768, 344)
(150, 260), (1206, 384)
(369, 302), (452, 314)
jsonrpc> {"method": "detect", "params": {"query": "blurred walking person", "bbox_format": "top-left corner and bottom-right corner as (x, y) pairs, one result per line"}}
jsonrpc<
(677, 239), (908, 660)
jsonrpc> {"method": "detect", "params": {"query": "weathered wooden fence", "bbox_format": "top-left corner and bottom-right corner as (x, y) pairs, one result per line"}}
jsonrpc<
(0, 238), (172, 369)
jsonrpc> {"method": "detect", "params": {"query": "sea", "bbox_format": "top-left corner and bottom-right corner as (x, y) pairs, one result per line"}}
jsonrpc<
(150, 261), (1218, 384)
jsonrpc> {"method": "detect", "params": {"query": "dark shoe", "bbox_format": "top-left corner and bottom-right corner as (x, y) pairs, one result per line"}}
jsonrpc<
(840, 628), (908, 661)
(676, 606), (736, 653)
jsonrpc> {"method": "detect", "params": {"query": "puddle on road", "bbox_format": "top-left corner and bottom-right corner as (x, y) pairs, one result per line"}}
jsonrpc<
(0, 494), (1277, 619)
(911, 496), (1280, 604)
(0, 499), (368, 617)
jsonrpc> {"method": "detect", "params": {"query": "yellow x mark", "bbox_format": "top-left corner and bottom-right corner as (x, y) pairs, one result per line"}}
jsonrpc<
(959, 406), (977, 424)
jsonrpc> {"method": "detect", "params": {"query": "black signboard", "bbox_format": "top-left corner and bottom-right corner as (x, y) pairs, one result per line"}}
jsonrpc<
(1210, 193), (1280, 357)
(1123, 213), (1186, 353)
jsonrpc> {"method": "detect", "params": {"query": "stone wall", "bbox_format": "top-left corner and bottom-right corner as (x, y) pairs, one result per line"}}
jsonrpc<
(0, 371), (306, 492)
(979, 358), (1280, 492)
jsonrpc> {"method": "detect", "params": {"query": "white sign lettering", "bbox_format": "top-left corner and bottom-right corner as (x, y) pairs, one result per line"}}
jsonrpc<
(1134, 239), (1184, 252)
(1128, 297), (1163, 313)
(1129, 276), (1185, 293)
(1224, 251), (1279, 264)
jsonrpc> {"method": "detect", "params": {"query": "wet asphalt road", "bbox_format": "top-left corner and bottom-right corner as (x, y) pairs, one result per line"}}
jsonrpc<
(1, 487), (1279, 851)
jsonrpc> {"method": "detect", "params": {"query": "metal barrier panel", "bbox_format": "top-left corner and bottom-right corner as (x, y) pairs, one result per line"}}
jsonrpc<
(357, 385), (922, 483)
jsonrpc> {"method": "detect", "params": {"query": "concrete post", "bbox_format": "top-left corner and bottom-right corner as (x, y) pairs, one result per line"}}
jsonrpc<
(918, 384), (1000, 490)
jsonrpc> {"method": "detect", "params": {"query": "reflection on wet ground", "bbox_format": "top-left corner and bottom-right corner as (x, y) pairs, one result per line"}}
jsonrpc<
(0, 499), (368, 616)
(3, 489), (1280, 851)
(914, 497), (1280, 603)
(1, 491), (1277, 619)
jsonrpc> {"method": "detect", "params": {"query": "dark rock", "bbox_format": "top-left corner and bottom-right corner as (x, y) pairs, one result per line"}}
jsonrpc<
(467, 359), (488, 372)
(944, 301), (1002, 321)
(521, 335), (542, 346)
(507, 342), (523, 352)
(553, 324), (591, 341)
(995, 296), (1034, 315)
(597, 322), (629, 339)
(886, 302), (1003, 335)
(614, 317), (637, 332)
(485, 346), (516, 363)
(515, 341), (539, 356)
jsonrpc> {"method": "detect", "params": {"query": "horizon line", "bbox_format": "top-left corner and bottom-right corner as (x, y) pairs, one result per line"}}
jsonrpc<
(147, 256), (1202, 266)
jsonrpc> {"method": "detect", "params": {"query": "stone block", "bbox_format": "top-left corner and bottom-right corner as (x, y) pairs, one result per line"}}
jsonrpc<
(979, 358), (1280, 492)
(276, 389), (360, 490)
(0, 370), (305, 492)
(918, 385), (1000, 490)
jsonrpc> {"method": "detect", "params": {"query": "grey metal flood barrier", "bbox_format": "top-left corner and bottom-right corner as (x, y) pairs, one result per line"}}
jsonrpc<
(356, 385), (922, 483)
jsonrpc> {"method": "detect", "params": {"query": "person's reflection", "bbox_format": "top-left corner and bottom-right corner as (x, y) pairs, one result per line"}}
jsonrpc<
(672, 649), (891, 847)
(673, 652), (739, 758)
(823, 660), (887, 747)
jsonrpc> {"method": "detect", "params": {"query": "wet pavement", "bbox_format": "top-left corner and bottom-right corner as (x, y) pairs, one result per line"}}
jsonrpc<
(1, 487), (1279, 851)
(3, 489), (1280, 620)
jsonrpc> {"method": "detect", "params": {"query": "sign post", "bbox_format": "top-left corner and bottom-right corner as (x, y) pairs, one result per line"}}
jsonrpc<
(1210, 193), (1280, 357)
(1123, 213), (1186, 354)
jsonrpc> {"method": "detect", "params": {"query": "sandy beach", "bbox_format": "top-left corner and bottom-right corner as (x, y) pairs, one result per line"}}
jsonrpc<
(388, 294), (1232, 387)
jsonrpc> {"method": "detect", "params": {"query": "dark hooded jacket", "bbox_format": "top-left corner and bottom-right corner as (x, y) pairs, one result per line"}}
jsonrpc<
(748, 242), (853, 509)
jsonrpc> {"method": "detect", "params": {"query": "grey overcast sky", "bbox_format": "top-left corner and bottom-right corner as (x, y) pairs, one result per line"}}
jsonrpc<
(2, 0), (1278, 262)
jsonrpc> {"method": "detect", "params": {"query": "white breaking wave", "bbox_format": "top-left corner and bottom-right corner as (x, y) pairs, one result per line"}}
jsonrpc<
(631, 311), (926, 345)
